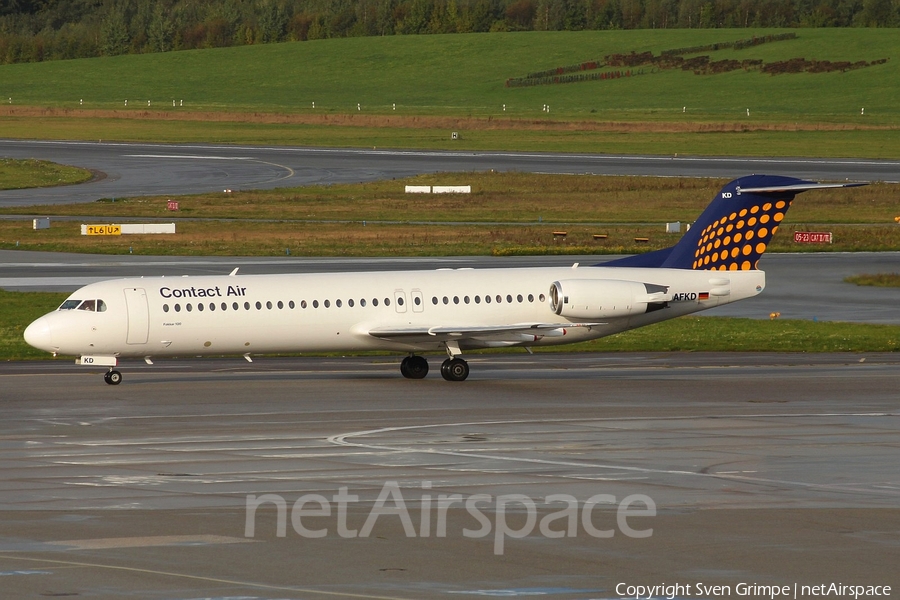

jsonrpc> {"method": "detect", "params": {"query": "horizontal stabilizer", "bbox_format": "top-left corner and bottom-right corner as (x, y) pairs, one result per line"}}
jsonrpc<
(737, 182), (867, 194)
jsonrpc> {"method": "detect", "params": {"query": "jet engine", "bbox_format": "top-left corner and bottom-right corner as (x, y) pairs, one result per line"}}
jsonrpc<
(549, 279), (667, 320)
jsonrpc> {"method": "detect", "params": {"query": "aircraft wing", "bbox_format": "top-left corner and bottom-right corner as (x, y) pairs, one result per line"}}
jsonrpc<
(367, 322), (605, 344)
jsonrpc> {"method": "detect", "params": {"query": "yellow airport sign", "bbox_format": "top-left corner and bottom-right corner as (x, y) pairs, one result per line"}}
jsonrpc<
(82, 224), (121, 236)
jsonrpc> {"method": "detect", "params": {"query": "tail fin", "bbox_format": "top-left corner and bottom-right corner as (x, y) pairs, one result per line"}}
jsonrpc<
(604, 175), (865, 270)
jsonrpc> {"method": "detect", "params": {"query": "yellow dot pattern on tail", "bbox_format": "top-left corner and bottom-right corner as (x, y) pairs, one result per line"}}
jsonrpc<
(692, 199), (790, 271)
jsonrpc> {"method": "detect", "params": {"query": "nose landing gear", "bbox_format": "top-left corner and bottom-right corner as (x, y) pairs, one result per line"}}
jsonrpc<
(103, 369), (123, 385)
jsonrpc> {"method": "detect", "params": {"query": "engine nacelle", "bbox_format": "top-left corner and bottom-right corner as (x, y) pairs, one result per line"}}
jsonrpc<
(549, 279), (658, 320)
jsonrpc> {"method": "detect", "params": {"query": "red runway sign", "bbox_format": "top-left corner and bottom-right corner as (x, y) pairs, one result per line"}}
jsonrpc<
(793, 231), (832, 244)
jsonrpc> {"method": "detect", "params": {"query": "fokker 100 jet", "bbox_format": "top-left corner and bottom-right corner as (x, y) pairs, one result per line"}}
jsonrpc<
(24, 175), (862, 384)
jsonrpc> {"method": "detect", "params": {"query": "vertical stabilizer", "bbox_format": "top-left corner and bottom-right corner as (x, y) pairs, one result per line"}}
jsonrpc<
(604, 175), (864, 270)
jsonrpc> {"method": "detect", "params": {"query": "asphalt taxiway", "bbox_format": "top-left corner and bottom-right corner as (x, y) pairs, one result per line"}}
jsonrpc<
(1, 353), (898, 599)
(2, 139), (898, 206)
(2, 139), (898, 598)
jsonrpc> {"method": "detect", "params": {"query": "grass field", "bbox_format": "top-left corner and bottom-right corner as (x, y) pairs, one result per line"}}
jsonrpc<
(0, 30), (898, 156)
(0, 158), (93, 190)
(2, 174), (897, 256)
(3, 289), (897, 361)
(845, 273), (900, 287)
(1, 30), (896, 120)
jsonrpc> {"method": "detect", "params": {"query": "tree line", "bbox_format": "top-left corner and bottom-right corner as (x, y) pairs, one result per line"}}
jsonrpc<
(1, 0), (897, 64)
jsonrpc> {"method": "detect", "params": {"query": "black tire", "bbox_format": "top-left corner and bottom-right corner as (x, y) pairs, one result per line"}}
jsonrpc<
(106, 370), (122, 385)
(401, 355), (429, 379)
(441, 358), (469, 382)
(406, 356), (429, 379)
(400, 356), (412, 379)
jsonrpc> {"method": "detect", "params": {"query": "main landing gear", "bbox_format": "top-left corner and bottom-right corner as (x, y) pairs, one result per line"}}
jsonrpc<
(399, 355), (470, 381)
(400, 355), (429, 379)
(440, 357), (469, 382)
(103, 369), (123, 385)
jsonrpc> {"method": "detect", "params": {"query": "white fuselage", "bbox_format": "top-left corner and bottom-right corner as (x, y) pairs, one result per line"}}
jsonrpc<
(24, 265), (765, 359)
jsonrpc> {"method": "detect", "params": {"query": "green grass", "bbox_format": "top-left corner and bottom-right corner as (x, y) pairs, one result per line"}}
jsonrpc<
(549, 316), (900, 353)
(1, 174), (898, 256)
(0, 289), (67, 360)
(1, 30), (897, 121)
(845, 273), (900, 287)
(3, 117), (900, 157)
(2, 172), (895, 224)
(3, 286), (897, 360)
(0, 158), (93, 190)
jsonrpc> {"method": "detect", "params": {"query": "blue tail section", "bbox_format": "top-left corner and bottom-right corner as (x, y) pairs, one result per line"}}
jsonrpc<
(603, 175), (860, 271)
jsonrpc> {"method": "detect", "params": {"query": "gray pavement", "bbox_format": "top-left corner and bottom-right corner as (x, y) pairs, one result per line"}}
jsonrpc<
(2, 139), (898, 207)
(0, 353), (898, 598)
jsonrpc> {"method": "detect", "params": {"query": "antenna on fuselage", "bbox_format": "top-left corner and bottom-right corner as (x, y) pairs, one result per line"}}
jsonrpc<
(229, 268), (239, 276)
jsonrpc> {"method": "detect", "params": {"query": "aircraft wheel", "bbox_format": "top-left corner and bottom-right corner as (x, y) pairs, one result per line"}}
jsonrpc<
(401, 355), (429, 379)
(406, 355), (429, 379)
(104, 370), (122, 385)
(441, 358), (469, 382)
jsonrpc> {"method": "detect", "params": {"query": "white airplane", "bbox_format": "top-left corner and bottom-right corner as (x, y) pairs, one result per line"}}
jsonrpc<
(24, 175), (862, 384)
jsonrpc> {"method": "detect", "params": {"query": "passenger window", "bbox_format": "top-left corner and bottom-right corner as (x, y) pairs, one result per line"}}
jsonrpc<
(360, 299), (366, 307)
(348, 299), (354, 307)
(385, 298), (391, 306)
(244, 302), (250, 310)
(289, 301), (295, 309)
(497, 295), (503, 303)
(266, 301), (273, 309)
(233, 302), (239, 310)
(186, 304), (193, 312)
(485, 295), (491, 303)
(475, 296), (481, 304)
(517, 294), (523, 303)
(210, 303), (216, 311)
(324, 300), (331, 308)
(372, 298), (378, 307)
(442, 296), (449, 305)
(59, 299), (81, 310)
(277, 301), (283, 309)
(539, 294), (546, 302)
(163, 304), (170, 313)
(313, 300), (319, 308)
(528, 294), (534, 302)
(301, 300), (308, 309)
(464, 296), (470, 304)
(432, 297), (438, 305)
(78, 300), (96, 311)
(507, 295), (513, 303)
(222, 302), (228, 311)
(197, 303), (204, 312)
(396, 297), (403, 306)
(413, 297), (420, 306)
(453, 296), (459, 304)
(336, 299), (342, 308)
(174, 304), (181, 312)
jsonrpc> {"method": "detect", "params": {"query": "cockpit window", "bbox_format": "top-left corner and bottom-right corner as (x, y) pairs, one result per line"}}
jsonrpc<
(78, 300), (97, 311)
(59, 300), (81, 310)
(97, 300), (107, 312)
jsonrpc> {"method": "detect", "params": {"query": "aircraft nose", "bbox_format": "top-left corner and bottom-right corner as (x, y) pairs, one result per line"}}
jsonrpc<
(24, 315), (55, 352)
